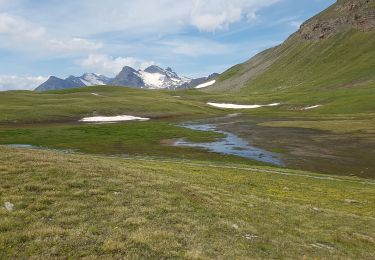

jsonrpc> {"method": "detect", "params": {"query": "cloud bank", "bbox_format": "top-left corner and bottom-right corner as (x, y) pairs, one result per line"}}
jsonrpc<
(77, 54), (155, 76)
(0, 75), (48, 91)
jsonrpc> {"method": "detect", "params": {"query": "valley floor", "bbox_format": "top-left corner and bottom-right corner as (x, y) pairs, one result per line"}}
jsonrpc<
(1, 146), (375, 259)
(1, 86), (375, 258)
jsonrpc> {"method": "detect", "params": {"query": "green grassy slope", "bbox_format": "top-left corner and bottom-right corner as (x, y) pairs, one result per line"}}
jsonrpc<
(241, 31), (375, 94)
(207, 0), (375, 114)
(0, 86), (219, 123)
(1, 146), (374, 259)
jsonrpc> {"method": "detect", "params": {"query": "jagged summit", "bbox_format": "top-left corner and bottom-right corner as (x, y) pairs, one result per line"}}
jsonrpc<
(111, 66), (144, 88)
(144, 65), (165, 74)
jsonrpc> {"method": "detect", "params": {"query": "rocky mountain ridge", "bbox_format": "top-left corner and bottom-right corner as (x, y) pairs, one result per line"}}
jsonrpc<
(35, 65), (216, 92)
(293, 0), (375, 41)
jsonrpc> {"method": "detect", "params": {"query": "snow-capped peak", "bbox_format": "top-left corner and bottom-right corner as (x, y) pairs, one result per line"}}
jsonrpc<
(79, 73), (110, 86)
(136, 66), (191, 89)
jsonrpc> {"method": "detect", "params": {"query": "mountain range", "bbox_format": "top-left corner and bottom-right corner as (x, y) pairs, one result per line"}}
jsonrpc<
(35, 65), (218, 92)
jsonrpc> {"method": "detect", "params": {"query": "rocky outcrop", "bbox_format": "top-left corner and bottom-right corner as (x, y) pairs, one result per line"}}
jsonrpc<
(294, 0), (375, 41)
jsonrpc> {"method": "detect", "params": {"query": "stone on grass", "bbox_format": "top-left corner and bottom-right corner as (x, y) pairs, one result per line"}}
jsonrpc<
(245, 234), (259, 240)
(232, 224), (239, 230)
(4, 202), (14, 211)
(344, 199), (359, 204)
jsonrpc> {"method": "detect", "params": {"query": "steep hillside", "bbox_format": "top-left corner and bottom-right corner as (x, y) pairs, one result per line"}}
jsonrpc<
(210, 0), (375, 94)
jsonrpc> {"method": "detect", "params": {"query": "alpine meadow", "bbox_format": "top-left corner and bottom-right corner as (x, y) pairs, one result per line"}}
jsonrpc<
(0, 0), (374, 259)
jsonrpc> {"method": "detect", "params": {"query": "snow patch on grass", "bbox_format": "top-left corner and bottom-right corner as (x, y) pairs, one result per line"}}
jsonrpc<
(195, 80), (216, 89)
(79, 115), (150, 123)
(302, 105), (322, 110)
(207, 102), (280, 109)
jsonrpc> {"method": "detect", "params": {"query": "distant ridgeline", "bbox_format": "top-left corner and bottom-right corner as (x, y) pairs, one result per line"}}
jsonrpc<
(208, 0), (375, 94)
(35, 65), (218, 92)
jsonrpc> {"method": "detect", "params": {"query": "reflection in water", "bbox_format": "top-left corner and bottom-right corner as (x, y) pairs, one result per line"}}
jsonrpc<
(175, 123), (284, 166)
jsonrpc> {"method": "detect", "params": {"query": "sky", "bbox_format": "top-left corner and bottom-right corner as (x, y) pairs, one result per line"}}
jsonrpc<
(0, 0), (335, 90)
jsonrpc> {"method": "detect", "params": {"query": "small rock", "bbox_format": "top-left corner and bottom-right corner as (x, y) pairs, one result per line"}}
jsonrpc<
(113, 191), (121, 195)
(245, 234), (259, 240)
(41, 217), (54, 222)
(311, 243), (334, 250)
(312, 207), (322, 212)
(353, 233), (375, 243)
(4, 202), (14, 212)
(344, 199), (359, 204)
(232, 224), (239, 230)
(283, 187), (290, 191)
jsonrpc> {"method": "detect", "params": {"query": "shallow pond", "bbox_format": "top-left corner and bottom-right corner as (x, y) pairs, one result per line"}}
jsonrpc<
(6, 144), (36, 149)
(6, 144), (75, 153)
(174, 123), (284, 166)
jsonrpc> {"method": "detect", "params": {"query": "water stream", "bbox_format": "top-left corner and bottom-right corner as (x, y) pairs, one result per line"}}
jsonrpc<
(174, 123), (284, 166)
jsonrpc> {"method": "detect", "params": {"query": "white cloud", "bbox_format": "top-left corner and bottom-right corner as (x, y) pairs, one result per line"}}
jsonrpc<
(0, 75), (48, 91)
(46, 38), (102, 53)
(190, 0), (280, 32)
(0, 13), (45, 39)
(160, 38), (230, 57)
(6, 0), (280, 37)
(190, 1), (242, 32)
(0, 13), (102, 54)
(77, 54), (155, 76)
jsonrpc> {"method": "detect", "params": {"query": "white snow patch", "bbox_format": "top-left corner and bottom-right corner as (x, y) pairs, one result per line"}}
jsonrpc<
(302, 105), (322, 110)
(137, 69), (191, 89)
(195, 80), (216, 89)
(207, 102), (280, 109)
(139, 71), (165, 89)
(79, 115), (150, 123)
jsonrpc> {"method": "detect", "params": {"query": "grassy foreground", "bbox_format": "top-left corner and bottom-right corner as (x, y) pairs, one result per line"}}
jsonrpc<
(1, 147), (374, 259)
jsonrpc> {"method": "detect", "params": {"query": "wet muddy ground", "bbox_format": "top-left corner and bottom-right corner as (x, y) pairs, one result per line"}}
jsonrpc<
(190, 115), (375, 178)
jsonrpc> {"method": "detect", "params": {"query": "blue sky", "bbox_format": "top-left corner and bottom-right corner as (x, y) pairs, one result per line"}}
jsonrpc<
(0, 0), (335, 90)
